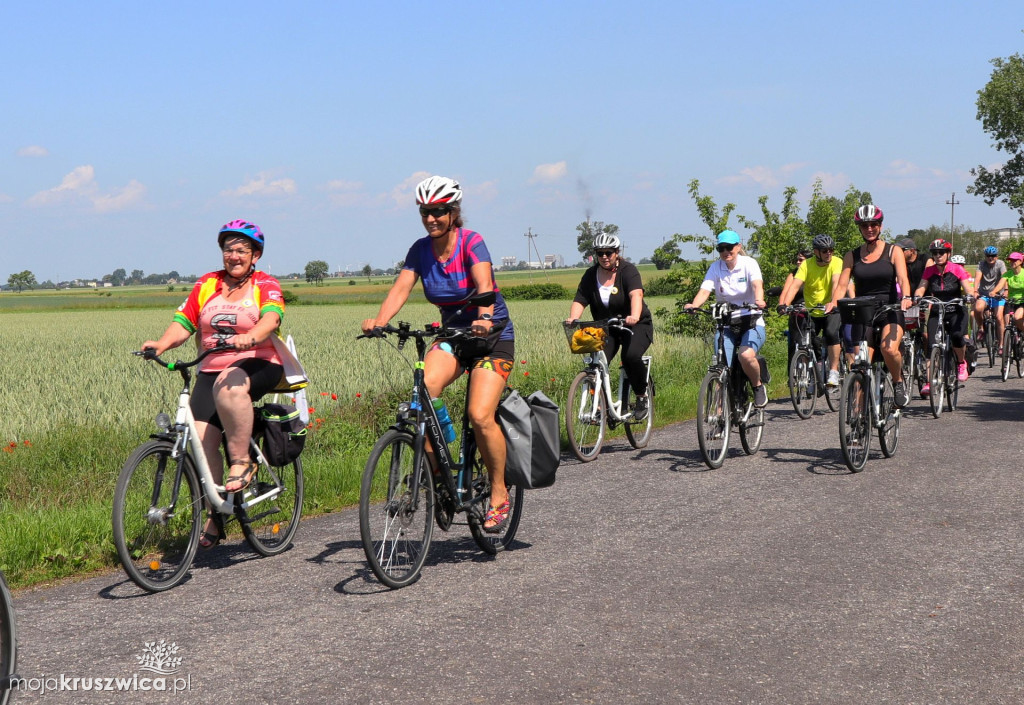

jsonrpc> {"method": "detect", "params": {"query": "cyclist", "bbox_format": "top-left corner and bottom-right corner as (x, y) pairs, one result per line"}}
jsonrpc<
(897, 238), (931, 293)
(566, 232), (653, 420)
(781, 246), (812, 369)
(827, 204), (912, 407)
(999, 252), (1024, 341)
(685, 229), (769, 408)
(360, 175), (515, 533)
(913, 239), (976, 390)
(778, 234), (844, 386)
(973, 245), (1007, 350)
(141, 220), (286, 548)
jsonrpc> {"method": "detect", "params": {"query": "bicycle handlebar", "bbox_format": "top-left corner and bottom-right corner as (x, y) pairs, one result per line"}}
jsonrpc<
(134, 342), (235, 371)
(563, 317), (633, 337)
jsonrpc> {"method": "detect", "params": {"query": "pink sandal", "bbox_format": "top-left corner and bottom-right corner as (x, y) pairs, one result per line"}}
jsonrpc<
(483, 500), (511, 534)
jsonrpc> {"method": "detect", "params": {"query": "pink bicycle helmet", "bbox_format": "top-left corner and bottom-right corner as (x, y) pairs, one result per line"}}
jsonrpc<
(218, 220), (264, 252)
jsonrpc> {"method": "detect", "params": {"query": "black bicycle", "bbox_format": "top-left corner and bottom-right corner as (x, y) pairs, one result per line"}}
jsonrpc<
(0, 570), (15, 705)
(783, 303), (845, 418)
(918, 296), (968, 418)
(686, 303), (768, 469)
(836, 298), (903, 473)
(1001, 300), (1024, 382)
(900, 302), (929, 401)
(979, 296), (1004, 367)
(358, 292), (524, 589)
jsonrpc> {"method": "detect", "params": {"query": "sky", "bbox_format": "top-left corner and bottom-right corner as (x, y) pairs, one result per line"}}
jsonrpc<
(1, 1), (1022, 283)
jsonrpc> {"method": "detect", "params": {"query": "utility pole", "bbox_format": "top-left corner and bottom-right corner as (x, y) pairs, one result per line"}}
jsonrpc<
(524, 228), (546, 281)
(946, 192), (960, 248)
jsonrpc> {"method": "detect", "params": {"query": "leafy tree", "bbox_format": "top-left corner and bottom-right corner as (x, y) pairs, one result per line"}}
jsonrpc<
(304, 260), (329, 286)
(737, 186), (808, 292)
(110, 268), (126, 286)
(130, 269), (144, 284)
(651, 237), (683, 270)
(361, 264), (373, 283)
(575, 219), (619, 258)
(968, 50), (1024, 226)
(7, 270), (37, 292)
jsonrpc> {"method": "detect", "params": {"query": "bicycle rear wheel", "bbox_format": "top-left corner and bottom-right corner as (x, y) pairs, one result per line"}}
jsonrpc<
(788, 350), (815, 419)
(839, 371), (870, 473)
(986, 320), (997, 367)
(878, 374), (900, 458)
(825, 355), (845, 413)
(928, 347), (945, 418)
(359, 430), (434, 589)
(624, 376), (654, 449)
(696, 371), (730, 469)
(0, 571), (15, 705)
(240, 453), (304, 557)
(112, 440), (202, 592)
(945, 348), (958, 413)
(738, 388), (765, 455)
(566, 371), (606, 462)
(467, 443), (524, 555)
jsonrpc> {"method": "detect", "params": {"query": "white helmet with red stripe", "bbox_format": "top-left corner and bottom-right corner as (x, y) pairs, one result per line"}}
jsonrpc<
(415, 175), (462, 205)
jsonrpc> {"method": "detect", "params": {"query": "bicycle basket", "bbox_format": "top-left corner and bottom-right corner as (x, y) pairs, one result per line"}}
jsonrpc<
(563, 322), (606, 354)
(838, 297), (879, 326)
(904, 304), (920, 330)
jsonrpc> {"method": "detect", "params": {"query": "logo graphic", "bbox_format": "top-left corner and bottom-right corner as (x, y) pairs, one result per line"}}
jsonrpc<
(136, 641), (183, 675)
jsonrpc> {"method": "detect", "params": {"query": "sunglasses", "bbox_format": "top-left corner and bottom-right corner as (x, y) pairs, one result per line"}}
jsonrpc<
(858, 222), (881, 228)
(595, 250), (618, 257)
(931, 250), (949, 256)
(717, 244), (737, 253)
(419, 205), (451, 218)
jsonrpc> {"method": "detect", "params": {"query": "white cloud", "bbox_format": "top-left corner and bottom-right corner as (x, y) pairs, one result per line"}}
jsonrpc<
(26, 165), (147, 213)
(17, 145), (49, 158)
(467, 179), (498, 202)
(93, 179), (146, 213)
(390, 171), (432, 208)
(530, 161), (568, 184)
(877, 160), (951, 191)
(324, 178), (378, 207)
(222, 172), (297, 198)
(718, 165), (779, 188)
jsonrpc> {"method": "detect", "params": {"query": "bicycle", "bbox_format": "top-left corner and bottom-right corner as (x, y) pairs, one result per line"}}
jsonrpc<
(783, 303), (846, 418)
(113, 345), (305, 592)
(978, 296), (1004, 367)
(685, 303), (768, 469)
(836, 298), (903, 473)
(563, 318), (655, 461)
(1000, 299), (1024, 382)
(918, 296), (968, 418)
(357, 292), (524, 589)
(0, 569), (16, 705)
(900, 302), (929, 401)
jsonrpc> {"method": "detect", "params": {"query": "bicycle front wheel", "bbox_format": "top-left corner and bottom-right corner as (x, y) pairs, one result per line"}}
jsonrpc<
(241, 455), (304, 557)
(0, 572), (15, 705)
(928, 347), (945, 418)
(467, 443), (524, 555)
(696, 371), (730, 469)
(878, 374), (900, 458)
(825, 355), (845, 413)
(788, 350), (815, 419)
(624, 376), (654, 449)
(359, 430), (434, 589)
(987, 321), (997, 367)
(112, 440), (202, 592)
(839, 371), (870, 473)
(566, 371), (606, 462)
(1001, 329), (1014, 382)
(945, 348), (959, 413)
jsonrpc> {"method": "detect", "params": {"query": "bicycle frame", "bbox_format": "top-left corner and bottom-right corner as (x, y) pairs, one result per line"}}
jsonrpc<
(569, 319), (645, 427)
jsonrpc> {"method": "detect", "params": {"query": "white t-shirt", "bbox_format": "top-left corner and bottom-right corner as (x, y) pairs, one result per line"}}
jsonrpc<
(700, 255), (765, 327)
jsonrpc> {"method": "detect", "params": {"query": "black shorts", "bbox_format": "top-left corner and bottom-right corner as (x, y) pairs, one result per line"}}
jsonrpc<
(191, 359), (285, 428)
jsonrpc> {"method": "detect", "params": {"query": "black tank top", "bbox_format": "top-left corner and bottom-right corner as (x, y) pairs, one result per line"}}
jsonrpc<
(851, 242), (897, 303)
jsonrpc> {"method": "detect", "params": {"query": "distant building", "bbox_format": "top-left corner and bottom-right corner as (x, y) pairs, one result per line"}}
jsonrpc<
(977, 227), (1024, 241)
(544, 254), (564, 268)
(500, 256), (517, 269)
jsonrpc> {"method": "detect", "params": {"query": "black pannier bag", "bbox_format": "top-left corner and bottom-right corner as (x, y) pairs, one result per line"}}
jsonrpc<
(258, 403), (307, 467)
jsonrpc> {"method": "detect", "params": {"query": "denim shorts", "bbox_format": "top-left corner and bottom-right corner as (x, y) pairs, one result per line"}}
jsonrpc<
(714, 324), (766, 366)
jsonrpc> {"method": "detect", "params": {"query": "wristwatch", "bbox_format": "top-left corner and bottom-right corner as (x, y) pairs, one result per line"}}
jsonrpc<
(479, 313), (493, 321)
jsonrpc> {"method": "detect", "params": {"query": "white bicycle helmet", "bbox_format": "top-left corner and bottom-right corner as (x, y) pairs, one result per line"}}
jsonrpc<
(593, 232), (621, 250)
(854, 204), (884, 224)
(415, 175), (462, 205)
(951, 254), (966, 265)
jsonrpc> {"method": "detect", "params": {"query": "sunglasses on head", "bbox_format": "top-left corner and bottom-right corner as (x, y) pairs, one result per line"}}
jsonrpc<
(717, 244), (737, 252)
(419, 204), (451, 218)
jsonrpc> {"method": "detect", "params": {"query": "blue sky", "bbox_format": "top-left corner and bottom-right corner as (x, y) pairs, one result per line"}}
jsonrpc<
(1, 1), (1021, 283)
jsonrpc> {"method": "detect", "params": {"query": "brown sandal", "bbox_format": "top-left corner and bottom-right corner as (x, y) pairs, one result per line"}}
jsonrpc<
(224, 459), (257, 493)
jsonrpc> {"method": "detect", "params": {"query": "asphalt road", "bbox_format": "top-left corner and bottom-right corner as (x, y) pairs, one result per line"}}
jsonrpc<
(8, 360), (1024, 705)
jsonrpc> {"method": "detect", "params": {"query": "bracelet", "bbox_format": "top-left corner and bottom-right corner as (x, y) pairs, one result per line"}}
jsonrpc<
(902, 296), (913, 300)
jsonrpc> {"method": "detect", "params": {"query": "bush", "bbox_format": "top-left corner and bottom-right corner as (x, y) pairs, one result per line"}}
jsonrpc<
(502, 283), (571, 300)
(282, 289), (298, 305)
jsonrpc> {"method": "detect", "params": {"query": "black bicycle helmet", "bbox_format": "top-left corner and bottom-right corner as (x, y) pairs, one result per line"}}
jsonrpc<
(812, 234), (835, 251)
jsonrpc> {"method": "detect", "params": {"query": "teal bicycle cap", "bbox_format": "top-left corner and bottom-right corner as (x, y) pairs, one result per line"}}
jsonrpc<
(717, 230), (741, 246)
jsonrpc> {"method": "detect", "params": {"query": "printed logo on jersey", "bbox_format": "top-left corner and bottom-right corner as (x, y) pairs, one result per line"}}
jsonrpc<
(210, 313), (237, 342)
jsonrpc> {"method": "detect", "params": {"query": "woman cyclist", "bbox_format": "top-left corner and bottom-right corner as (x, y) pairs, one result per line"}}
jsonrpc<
(826, 204), (912, 407)
(781, 246), (812, 369)
(360, 175), (515, 533)
(566, 233), (653, 420)
(913, 239), (976, 393)
(142, 220), (286, 548)
(685, 229), (769, 408)
(974, 245), (1007, 350)
(999, 252), (1024, 344)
